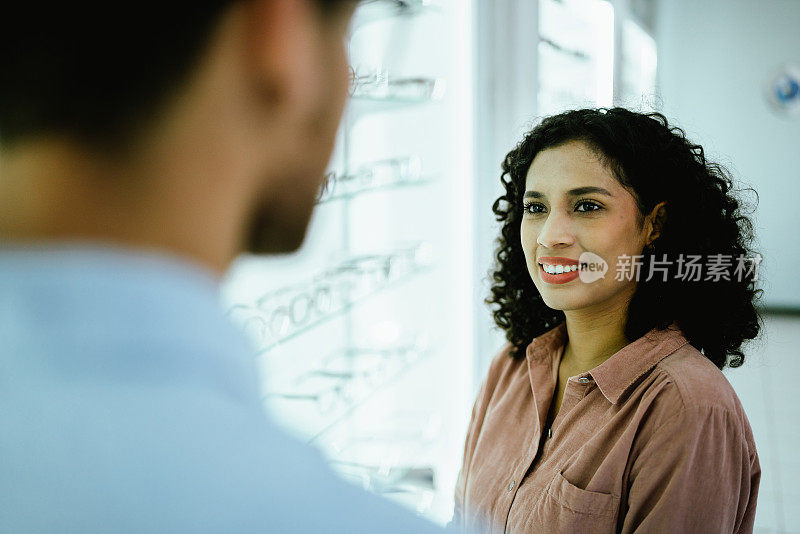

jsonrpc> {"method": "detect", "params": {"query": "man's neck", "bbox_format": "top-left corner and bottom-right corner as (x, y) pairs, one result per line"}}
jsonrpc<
(0, 138), (233, 276)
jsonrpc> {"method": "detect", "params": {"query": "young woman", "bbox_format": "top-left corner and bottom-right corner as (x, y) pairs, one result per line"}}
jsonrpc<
(452, 108), (763, 533)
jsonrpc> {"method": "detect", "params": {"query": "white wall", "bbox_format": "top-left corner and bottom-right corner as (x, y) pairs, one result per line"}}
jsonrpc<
(656, 0), (800, 309)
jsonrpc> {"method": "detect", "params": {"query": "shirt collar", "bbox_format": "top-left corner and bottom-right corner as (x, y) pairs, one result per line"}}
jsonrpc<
(526, 319), (691, 405)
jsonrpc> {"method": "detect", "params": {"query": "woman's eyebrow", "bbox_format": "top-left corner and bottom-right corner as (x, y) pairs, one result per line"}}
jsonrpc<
(523, 186), (615, 199)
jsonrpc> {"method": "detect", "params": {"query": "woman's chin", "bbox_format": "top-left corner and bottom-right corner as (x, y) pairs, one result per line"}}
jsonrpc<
(538, 290), (592, 312)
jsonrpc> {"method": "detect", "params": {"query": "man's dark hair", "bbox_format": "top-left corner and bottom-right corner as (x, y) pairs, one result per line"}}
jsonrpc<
(0, 2), (350, 151)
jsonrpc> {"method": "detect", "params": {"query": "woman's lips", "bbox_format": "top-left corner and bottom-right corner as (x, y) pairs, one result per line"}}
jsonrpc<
(538, 261), (580, 284)
(538, 256), (579, 266)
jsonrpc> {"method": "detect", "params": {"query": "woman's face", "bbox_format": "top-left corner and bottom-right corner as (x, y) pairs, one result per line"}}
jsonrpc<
(520, 140), (658, 313)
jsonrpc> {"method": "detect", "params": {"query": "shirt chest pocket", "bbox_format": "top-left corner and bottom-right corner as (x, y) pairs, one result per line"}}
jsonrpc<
(538, 469), (621, 527)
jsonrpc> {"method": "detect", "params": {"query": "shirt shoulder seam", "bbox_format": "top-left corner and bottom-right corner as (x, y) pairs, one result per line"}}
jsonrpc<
(649, 395), (741, 436)
(652, 347), (739, 415)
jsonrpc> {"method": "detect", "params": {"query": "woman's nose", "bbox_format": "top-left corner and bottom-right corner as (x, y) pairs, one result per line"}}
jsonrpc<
(536, 214), (575, 249)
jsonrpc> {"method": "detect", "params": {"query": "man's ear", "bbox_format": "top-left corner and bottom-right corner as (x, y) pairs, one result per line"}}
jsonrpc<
(243, 0), (321, 113)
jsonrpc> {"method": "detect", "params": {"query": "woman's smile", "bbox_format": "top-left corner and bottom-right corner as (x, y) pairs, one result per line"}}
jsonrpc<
(538, 261), (581, 284)
(538, 256), (581, 284)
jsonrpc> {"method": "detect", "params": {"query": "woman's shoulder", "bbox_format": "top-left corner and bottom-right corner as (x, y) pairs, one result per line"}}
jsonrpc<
(484, 340), (523, 382)
(475, 341), (529, 401)
(628, 344), (759, 470)
(656, 344), (744, 413)
(642, 343), (755, 440)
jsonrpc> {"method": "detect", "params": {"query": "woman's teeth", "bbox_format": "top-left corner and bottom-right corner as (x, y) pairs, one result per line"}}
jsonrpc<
(541, 264), (578, 275)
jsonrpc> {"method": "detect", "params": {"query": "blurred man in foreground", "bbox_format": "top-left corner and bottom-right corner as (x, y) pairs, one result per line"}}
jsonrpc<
(0, 2), (447, 532)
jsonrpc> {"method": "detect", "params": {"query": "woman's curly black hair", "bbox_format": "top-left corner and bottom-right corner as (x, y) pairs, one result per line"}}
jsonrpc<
(487, 107), (765, 369)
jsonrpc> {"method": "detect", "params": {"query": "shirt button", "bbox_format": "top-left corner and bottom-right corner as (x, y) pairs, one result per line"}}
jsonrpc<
(508, 480), (515, 491)
(547, 427), (552, 438)
(578, 377), (591, 384)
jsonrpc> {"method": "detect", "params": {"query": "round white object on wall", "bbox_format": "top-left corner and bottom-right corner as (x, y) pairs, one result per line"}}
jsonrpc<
(765, 63), (800, 116)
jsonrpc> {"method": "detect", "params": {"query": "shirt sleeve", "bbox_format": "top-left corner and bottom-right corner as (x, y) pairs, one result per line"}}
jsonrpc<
(620, 405), (760, 534)
(450, 343), (513, 530)
(450, 377), (488, 531)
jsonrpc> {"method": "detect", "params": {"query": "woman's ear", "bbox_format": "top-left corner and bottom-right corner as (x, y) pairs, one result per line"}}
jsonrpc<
(646, 201), (668, 245)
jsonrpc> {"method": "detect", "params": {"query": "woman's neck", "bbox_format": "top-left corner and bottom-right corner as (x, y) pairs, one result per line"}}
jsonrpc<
(561, 298), (632, 374)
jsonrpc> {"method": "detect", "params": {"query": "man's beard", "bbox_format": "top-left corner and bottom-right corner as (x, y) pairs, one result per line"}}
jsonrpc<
(242, 188), (318, 255)
(242, 99), (341, 256)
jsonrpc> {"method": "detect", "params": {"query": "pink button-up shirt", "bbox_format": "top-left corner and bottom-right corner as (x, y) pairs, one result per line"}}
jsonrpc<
(452, 321), (760, 533)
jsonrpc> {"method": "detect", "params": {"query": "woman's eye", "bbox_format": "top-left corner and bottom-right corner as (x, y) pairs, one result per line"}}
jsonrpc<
(522, 202), (546, 214)
(576, 200), (602, 212)
(522, 200), (603, 214)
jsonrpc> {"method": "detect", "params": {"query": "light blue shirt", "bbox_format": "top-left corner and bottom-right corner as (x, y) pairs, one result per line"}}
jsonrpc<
(0, 243), (447, 533)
